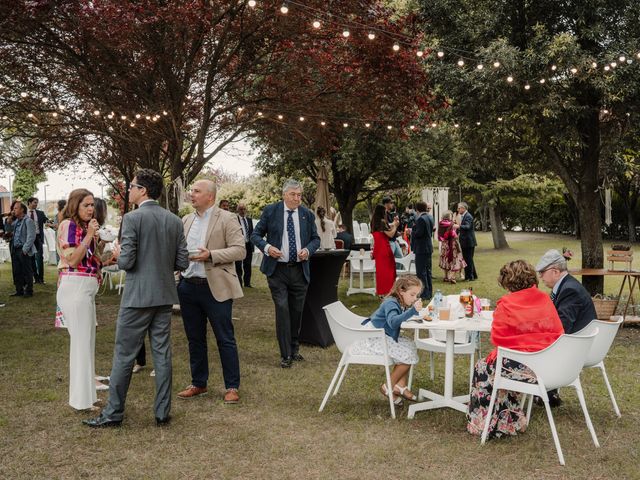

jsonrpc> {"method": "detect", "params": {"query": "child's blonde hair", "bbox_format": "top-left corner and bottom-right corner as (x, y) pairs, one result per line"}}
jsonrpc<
(386, 275), (423, 307)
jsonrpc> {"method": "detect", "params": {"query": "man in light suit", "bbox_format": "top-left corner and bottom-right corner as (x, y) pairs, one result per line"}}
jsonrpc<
(26, 197), (49, 284)
(457, 202), (478, 281)
(251, 179), (320, 368)
(411, 202), (435, 300)
(176, 180), (245, 403)
(10, 202), (36, 297)
(84, 169), (189, 427)
(235, 202), (254, 288)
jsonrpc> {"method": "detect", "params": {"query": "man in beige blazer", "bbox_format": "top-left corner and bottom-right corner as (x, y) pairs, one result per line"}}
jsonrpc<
(176, 179), (246, 404)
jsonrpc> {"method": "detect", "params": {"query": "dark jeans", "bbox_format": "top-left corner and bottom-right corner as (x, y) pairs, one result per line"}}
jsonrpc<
(177, 280), (240, 389)
(266, 263), (309, 359)
(462, 246), (477, 280)
(235, 244), (253, 287)
(31, 234), (44, 282)
(415, 252), (433, 299)
(13, 248), (33, 295)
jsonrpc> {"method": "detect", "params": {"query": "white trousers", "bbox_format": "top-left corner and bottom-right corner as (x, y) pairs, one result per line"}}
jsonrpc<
(57, 274), (99, 410)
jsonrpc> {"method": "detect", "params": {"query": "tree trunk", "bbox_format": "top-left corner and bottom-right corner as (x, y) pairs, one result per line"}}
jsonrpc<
(489, 202), (509, 249)
(628, 208), (636, 243)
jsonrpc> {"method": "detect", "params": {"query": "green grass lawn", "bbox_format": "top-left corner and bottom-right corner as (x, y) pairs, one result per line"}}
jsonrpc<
(1, 232), (639, 479)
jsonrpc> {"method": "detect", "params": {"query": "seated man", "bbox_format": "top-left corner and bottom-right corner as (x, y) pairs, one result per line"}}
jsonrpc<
(335, 224), (354, 250)
(535, 249), (597, 406)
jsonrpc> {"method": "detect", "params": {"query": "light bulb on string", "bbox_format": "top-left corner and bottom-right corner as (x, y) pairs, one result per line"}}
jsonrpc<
(130, 123), (135, 127)
(416, 51), (424, 57)
(248, 0), (256, 7)
(476, 64), (483, 70)
(457, 59), (464, 67)
(551, 65), (557, 71)
(107, 114), (114, 119)
(524, 84), (531, 90)
(75, 109), (83, 115)
(454, 123), (459, 128)
(603, 109), (609, 114)
(498, 117), (503, 122)
(257, 111), (263, 116)
(476, 121), (481, 126)
(506, 76), (514, 83)
(52, 112), (58, 118)
(437, 51), (444, 58)
(367, 33), (375, 40)
(299, 116), (305, 121)
(280, 4), (288, 14)
(343, 123), (348, 128)
(387, 125), (392, 130)
(41, 97), (48, 103)
(342, 30), (350, 38)
(277, 114), (283, 120)
(312, 20), (320, 29)
(431, 122), (437, 128)
(392, 44), (400, 52)
(604, 65), (610, 71)
(145, 115), (151, 120)
(20, 92), (28, 98)
(591, 62), (598, 68)
(120, 115), (127, 120)
(619, 56), (626, 62)
(27, 113), (34, 118)
(320, 121), (326, 126)
(409, 125), (415, 130)
(493, 61), (500, 68)
(59, 105), (65, 111)
(135, 114), (141, 119)
(610, 62), (617, 68)
(365, 122), (371, 128)
(570, 67), (578, 74)
(637, 52), (640, 58)
(237, 106), (243, 112)
(539, 78), (545, 84)
(163, 111), (168, 115)
(93, 110), (100, 116)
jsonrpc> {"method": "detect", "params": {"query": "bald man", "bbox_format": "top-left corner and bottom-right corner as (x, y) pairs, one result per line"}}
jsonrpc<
(176, 180), (246, 404)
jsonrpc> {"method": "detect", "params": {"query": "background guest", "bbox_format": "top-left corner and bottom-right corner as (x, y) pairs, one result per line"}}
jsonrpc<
(250, 179), (320, 368)
(10, 201), (36, 297)
(437, 210), (465, 284)
(457, 202), (478, 281)
(467, 260), (564, 439)
(315, 206), (337, 250)
(218, 199), (230, 211)
(26, 197), (49, 284)
(411, 202), (434, 300)
(382, 196), (403, 258)
(371, 204), (397, 297)
(56, 189), (102, 410)
(235, 202), (254, 288)
(335, 224), (353, 250)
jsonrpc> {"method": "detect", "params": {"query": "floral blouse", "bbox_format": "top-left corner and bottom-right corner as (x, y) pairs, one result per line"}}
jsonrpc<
(56, 219), (101, 275)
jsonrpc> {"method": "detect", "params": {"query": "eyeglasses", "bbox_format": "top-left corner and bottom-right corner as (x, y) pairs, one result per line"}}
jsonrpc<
(128, 183), (144, 191)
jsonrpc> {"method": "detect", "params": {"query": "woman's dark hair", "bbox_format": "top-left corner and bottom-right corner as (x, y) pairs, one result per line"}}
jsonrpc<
(370, 204), (387, 233)
(94, 198), (108, 226)
(497, 259), (539, 292)
(64, 189), (94, 228)
(57, 199), (67, 211)
(316, 206), (326, 232)
(134, 168), (163, 200)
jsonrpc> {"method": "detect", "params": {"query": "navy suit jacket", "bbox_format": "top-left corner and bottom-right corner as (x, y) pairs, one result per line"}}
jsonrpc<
(553, 274), (597, 334)
(458, 211), (477, 248)
(250, 202), (320, 283)
(410, 213), (434, 255)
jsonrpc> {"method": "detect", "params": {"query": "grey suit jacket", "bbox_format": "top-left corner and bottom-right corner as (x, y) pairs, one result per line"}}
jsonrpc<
(118, 201), (189, 308)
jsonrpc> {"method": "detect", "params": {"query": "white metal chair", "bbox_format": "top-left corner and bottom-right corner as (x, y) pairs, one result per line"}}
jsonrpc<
(395, 252), (416, 275)
(102, 265), (125, 295)
(572, 316), (623, 417)
(352, 221), (362, 240)
(347, 251), (376, 296)
(319, 301), (397, 418)
(480, 331), (599, 466)
(407, 329), (477, 392)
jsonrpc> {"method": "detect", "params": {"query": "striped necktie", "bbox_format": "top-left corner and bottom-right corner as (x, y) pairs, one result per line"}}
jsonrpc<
(550, 291), (556, 302)
(287, 210), (297, 263)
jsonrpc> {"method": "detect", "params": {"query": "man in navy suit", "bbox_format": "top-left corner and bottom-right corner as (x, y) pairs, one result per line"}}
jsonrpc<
(536, 249), (597, 407)
(457, 202), (477, 281)
(251, 179), (321, 368)
(411, 202), (435, 300)
(27, 197), (49, 284)
(235, 203), (254, 288)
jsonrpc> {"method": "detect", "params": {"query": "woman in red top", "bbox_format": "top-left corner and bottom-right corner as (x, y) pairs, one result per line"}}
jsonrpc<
(467, 260), (564, 439)
(371, 204), (398, 297)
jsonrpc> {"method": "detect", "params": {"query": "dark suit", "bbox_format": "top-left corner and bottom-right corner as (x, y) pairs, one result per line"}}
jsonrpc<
(11, 216), (36, 296)
(251, 202), (320, 359)
(235, 215), (255, 287)
(101, 201), (189, 422)
(459, 211), (477, 280)
(411, 212), (434, 299)
(27, 208), (48, 283)
(553, 274), (597, 334)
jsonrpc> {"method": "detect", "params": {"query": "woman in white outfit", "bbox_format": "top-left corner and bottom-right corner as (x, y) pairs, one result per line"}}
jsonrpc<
(56, 189), (102, 410)
(315, 206), (337, 249)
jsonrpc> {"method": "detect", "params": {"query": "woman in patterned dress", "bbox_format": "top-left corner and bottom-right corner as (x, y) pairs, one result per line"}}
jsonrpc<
(437, 210), (465, 284)
(466, 260), (564, 438)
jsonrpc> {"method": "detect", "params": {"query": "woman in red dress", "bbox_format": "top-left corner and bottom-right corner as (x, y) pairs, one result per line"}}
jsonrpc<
(371, 204), (398, 296)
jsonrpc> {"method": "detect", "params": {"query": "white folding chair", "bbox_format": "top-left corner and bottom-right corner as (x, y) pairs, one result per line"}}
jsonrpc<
(480, 331), (599, 466)
(319, 301), (397, 418)
(352, 221), (362, 240)
(347, 251), (376, 296)
(573, 316), (623, 417)
(395, 252), (416, 275)
(407, 328), (476, 392)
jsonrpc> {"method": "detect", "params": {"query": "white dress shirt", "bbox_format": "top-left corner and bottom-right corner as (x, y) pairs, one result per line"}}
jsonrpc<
(265, 207), (302, 262)
(183, 206), (213, 278)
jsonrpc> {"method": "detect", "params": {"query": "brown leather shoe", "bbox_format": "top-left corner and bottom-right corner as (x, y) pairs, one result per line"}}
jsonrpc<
(177, 385), (208, 399)
(224, 388), (240, 404)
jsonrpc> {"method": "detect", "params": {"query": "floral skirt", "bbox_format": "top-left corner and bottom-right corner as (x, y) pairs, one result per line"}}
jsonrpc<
(351, 335), (419, 365)
(466, 357), (537, 439)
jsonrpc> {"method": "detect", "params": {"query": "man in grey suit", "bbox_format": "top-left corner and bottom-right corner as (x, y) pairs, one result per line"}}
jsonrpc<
(84, 169), (189, 427)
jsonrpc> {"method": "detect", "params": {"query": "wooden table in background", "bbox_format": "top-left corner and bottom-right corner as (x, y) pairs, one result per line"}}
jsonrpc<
(569, 268), (640, 325)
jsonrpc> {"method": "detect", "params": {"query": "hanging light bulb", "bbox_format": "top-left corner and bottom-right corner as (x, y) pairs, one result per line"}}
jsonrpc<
(342, 30), (350, 38)
(506, 76), (514, 83)
(454, 123), (460, 128)
(248, 0), (256, 7)
(237, 106), (243, 112)
(570, 67), (578, 73)
(320, 121), (326, 126)
(163, 110), (168, 115)
(476, 64), (483, 70)
(20, 92), (28, 98)
(493, 61), (500, 68)
(257, 111), (263, 116)
(343, 123), (349, 128)
(367, 33), (376, 40)
(637, 52), (640, 58)
(27, 113), (34, 118)
(135, 113), (141, 119)
(431, 122), (437, 128)
(476, 121), (481, 126)
(76, 109), (84, 115)
(524, 84), (531, 90)
(409, 125), (415, 130)
(457, 59), (464, 67)
(551, 65), (557, 71)
(437, 51), (444, 58)
(610, 62), (617, 68)
(121, 115), (127, 120)
(387, 125), (392, 130)
(52, 112), (58, 118)
(299, 116), (305, 121)
(539, 78), (546, 84)
(603, 109), (609, 114)
(59, 105), (65, 111)
(93, 110), (100, 116)
(312, 20), (321, 29)
(604, 65), (611, 71)
(130, 123), (135, 127)
(41, 97), (49, 103)
(145, 115), (151, 120)
(416, 51), (424, 57)
(619, 56), (626, 62)
(277, 114), (283, 120)
(591, 62), (598, 68)
(365, 123), (371, 128)
(497, 117), (503, 122)
(280, 4), (288, 14)
(392, 44), (400, 52)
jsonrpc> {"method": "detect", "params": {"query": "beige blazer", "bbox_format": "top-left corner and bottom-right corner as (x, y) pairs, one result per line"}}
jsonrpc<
(182, 206), (246, 302)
